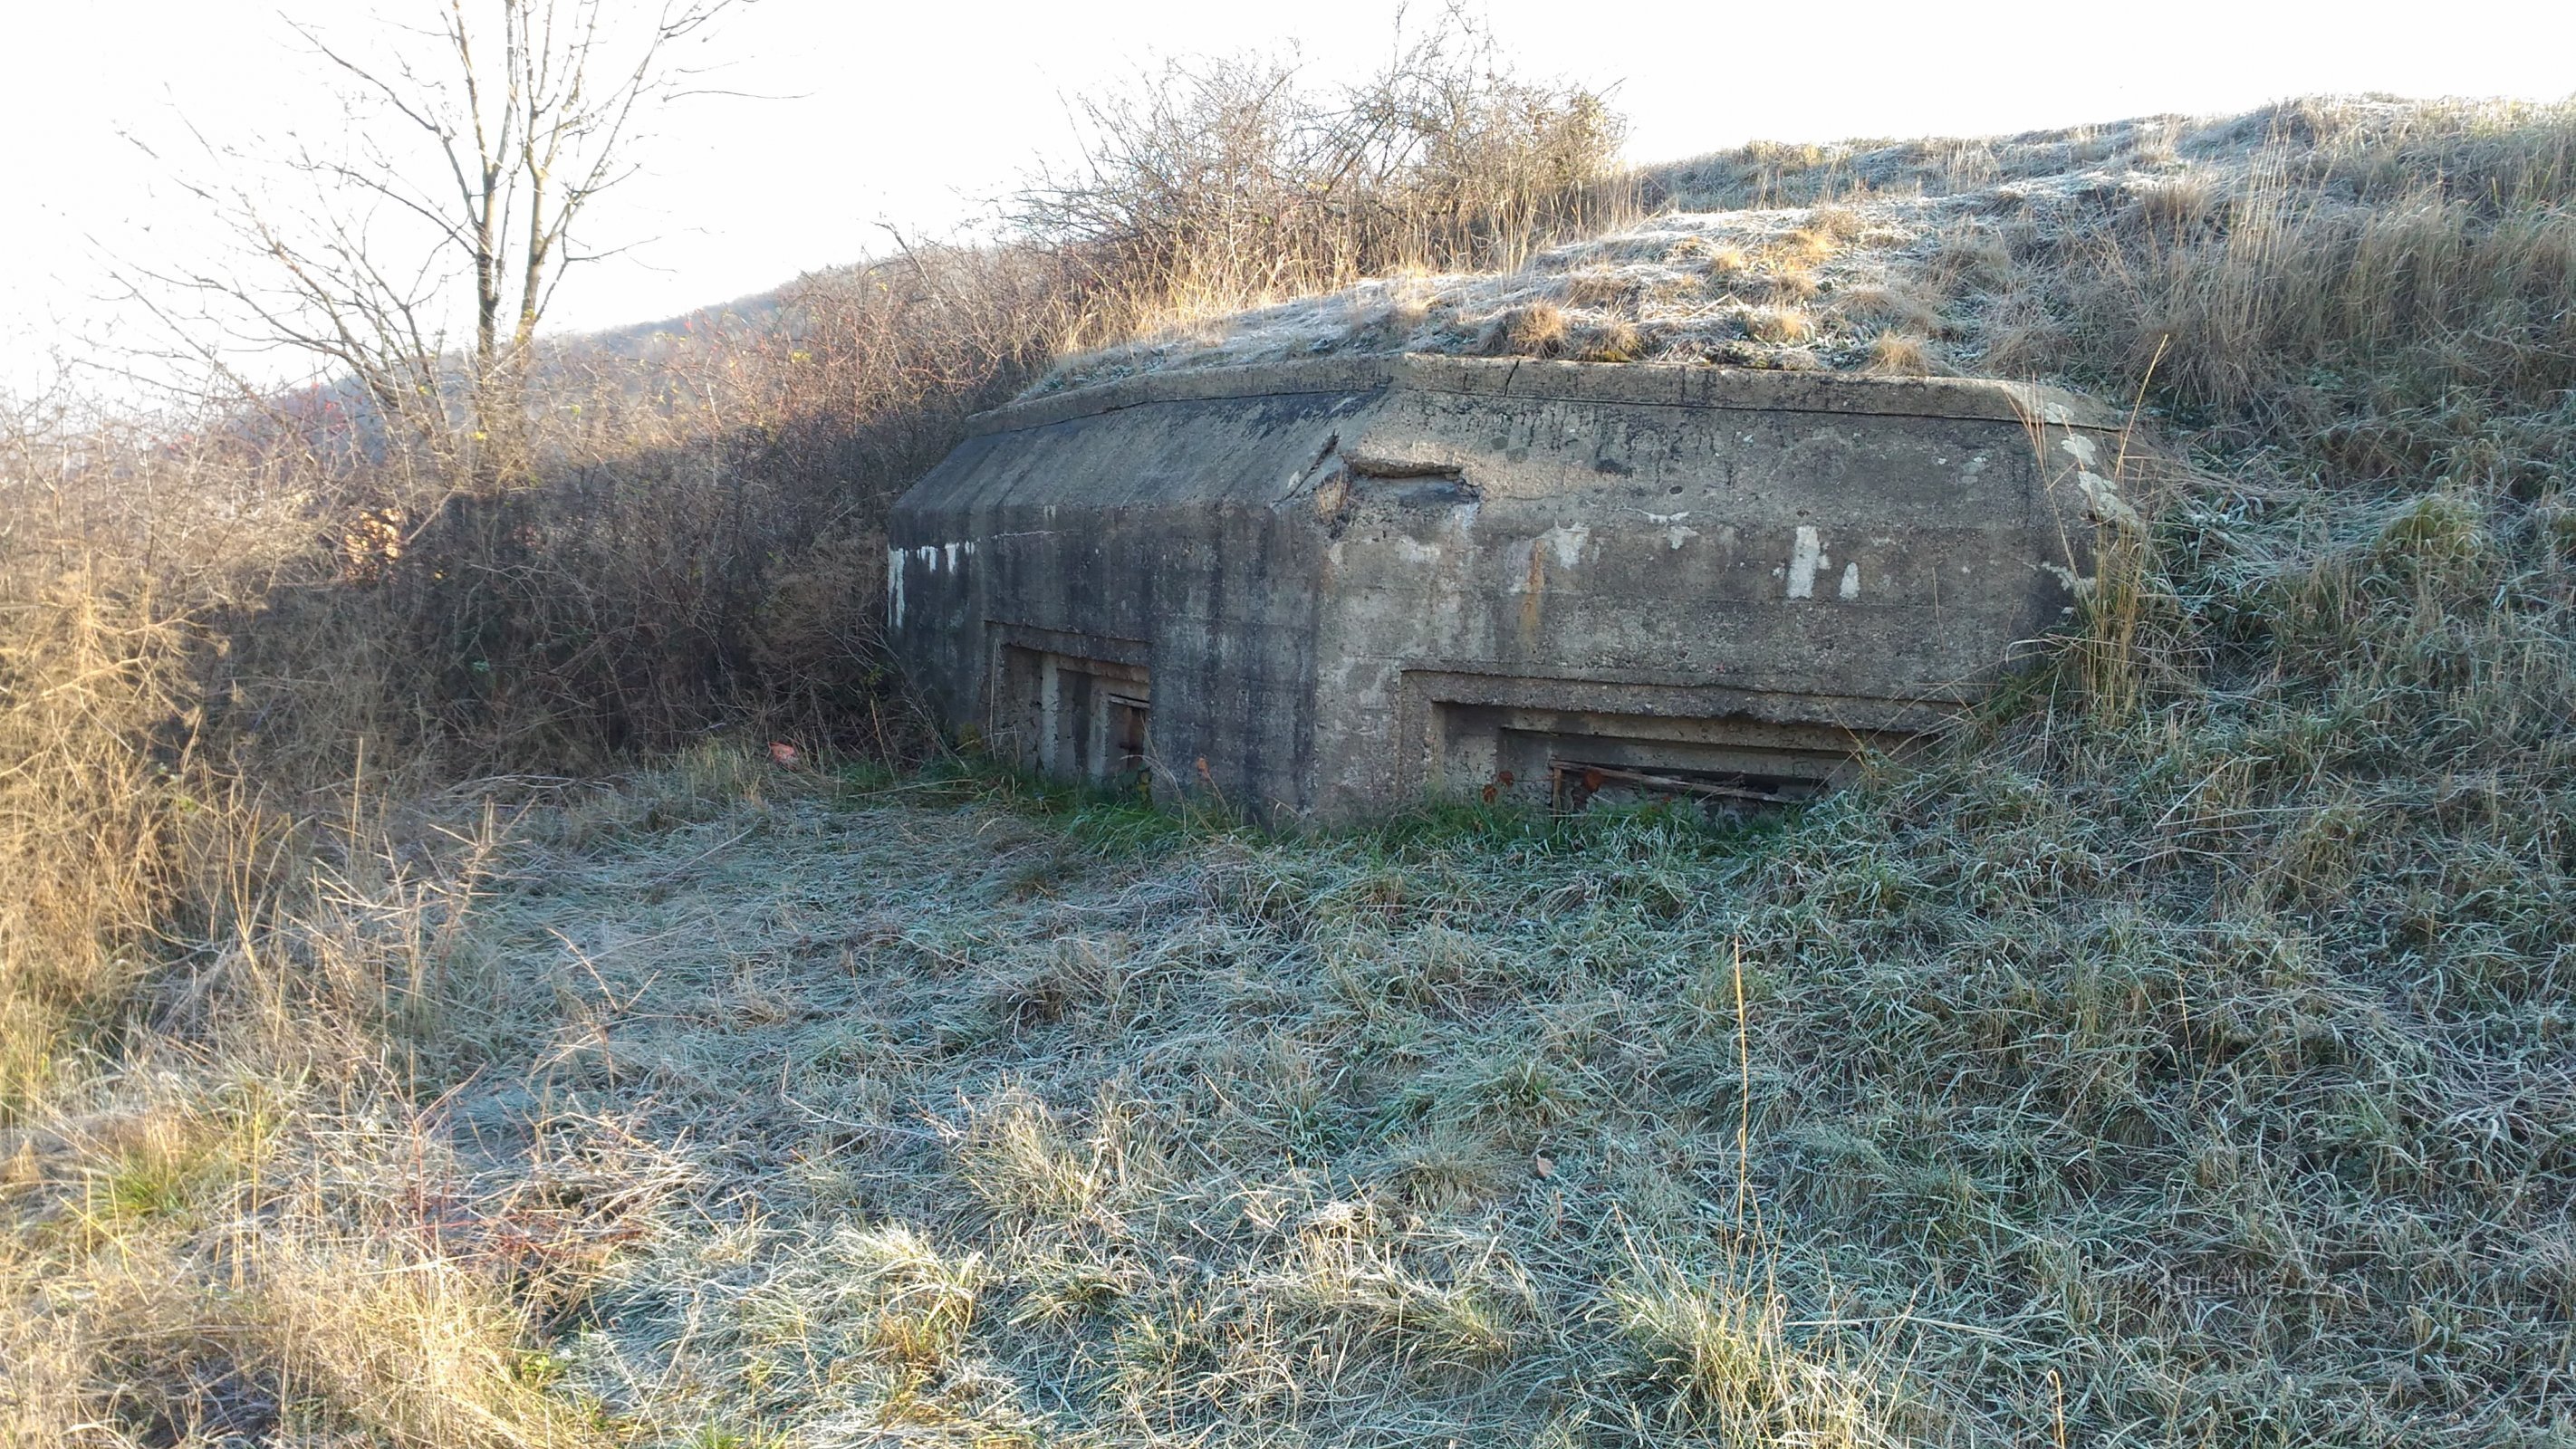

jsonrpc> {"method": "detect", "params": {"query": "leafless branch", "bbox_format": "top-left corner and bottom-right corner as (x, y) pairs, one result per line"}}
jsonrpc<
(134, 0), (750, 493)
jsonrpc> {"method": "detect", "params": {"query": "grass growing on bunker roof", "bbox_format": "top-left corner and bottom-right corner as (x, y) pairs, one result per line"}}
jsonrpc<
(1043, 96), (2576, 418)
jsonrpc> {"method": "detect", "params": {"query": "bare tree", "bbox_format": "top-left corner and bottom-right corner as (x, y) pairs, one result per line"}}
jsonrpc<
(134, 0), (745, 488)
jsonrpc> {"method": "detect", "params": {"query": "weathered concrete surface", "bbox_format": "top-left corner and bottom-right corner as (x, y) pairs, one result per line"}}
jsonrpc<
(889, 356), (2136, 819)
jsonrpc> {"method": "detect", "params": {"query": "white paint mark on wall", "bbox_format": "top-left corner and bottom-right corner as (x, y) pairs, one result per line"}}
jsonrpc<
(1642, 509), (1697, 548)
(1839, 562), (1861, 600)
(1540, 523), (1590, 568)
(1785, 525), (1826, 600)
(2073, 470), (2141, 528)
(890, 541), (976, 629)
(1395, 537), (1442, 564)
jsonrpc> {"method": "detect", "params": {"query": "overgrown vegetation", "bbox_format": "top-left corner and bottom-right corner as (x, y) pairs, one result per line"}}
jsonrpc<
(5, 39), (2573, 1449)
(1017, 26), (1629, 344)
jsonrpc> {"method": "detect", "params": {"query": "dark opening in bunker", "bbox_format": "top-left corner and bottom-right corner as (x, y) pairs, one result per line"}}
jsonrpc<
(1436, 702), (1904, 817)
(997, 644), (1152, 786)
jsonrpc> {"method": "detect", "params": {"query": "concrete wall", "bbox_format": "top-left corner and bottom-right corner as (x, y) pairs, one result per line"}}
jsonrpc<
(889, 357), (2135, 819)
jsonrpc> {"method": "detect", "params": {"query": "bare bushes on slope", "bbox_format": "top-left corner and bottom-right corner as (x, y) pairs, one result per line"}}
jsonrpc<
(0, 395), (318, 1112)
(272, 255), (1063, 771)
(0, 552), (190, 1112)
(1017, 21), (1631, 352)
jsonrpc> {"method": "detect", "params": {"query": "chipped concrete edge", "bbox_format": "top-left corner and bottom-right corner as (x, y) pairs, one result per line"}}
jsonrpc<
(965, 356), (2128, 437)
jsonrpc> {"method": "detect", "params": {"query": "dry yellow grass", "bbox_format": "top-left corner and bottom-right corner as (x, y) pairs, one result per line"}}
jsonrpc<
(1703, 242), (1753, 277)
(2129, 172), (2218, 232)
(1572, 317), (1648, 361)
(1563, 269), (1639, 309)
(1860, 331), (1932, 374)
(1754, 264), (1821, 304)
(1495, 299), (1572, 355)
(0, 561), (187, 1110)
(1830, 284), (1942, 337)
(1740, 306), (1814, 345)
(0, 785), (623, 1447)
(1780, 205), (1862, 263)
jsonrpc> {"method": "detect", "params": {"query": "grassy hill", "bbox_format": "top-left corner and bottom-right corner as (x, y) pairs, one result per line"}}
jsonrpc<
(5, 92), (2573, 1447)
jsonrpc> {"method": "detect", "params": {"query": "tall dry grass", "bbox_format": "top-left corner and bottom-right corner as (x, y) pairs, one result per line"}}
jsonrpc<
(0, 382), (570, 1443)
(0, 556), (186, 1111)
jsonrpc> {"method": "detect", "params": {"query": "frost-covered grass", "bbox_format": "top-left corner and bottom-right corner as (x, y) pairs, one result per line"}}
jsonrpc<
(1034, 198), (1946, 385)
(49, 637), (2554, 1448)
(451, 763), (1904, 1446)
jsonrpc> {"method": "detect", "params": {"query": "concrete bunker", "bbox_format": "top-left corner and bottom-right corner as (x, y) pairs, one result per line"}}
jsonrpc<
(889, 356), (2134, 820)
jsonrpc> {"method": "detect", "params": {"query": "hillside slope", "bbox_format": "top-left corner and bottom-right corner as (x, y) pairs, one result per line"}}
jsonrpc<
(5, 95), (2573, 1449)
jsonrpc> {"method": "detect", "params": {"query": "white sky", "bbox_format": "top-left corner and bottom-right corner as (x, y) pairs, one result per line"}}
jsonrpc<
(8, 0), (2573, 398)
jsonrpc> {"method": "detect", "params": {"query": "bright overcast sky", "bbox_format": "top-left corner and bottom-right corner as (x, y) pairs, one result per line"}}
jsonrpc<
(8, 0), (2573, 397)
